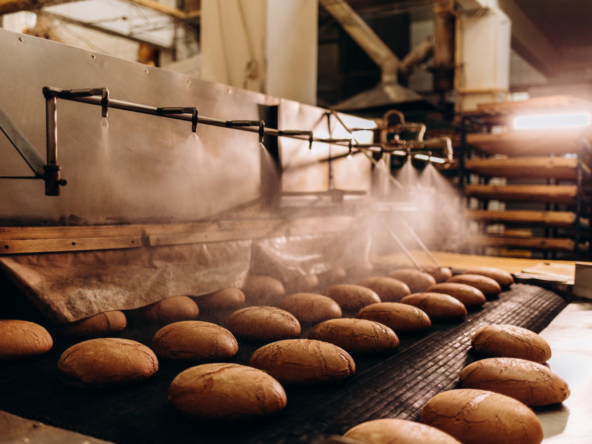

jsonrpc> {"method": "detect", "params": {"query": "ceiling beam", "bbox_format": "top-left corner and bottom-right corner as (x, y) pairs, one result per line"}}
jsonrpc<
(36, 9), (172, 50)
(0, 0), (77, 15)
(496, 0), (560, 77)
(125, 0), (199, 21)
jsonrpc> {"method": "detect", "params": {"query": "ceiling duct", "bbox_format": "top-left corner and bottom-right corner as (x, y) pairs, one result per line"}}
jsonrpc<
(320, 0), (434, 113)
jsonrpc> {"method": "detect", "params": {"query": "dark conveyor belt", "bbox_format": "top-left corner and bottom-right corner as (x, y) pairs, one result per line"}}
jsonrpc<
(0, 284), (567, 444)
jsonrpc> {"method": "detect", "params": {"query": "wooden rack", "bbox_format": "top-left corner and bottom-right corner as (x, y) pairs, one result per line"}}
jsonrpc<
(459, 96), (592, 260)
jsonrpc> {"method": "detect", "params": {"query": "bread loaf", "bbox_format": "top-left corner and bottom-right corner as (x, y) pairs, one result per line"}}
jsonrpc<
(242, 275), (285, 302)
(388, 269), (436, 293)
(226, 306), (301, 341)
(309, 318), (398, 354)
(357, 302), (431, 333)
(57, 311), (127, 338)
(471, 324), (552, 363)
(423, 266), (453, 283)
(249, 339), (355, 385)
(465, 267), (514, 287)
(400, 293), (467, 319)
(447, 274), (501, 297)
(152, 321), (238, 362)
(459, 357), (570, 406)
(278, 293), (342, 323)
(357, 277), (411, 302)
(427, 283), (486, 307)
(137, 296), (199, 323)
(0, 320), (53, 360)
(344, 418), (461, 444)
(420, 389), (543, 444)
(324, 284), (381, 311)
(195, 288), (245, 310)
(168, 363), (286, 420)
(58, 338), (158, 387)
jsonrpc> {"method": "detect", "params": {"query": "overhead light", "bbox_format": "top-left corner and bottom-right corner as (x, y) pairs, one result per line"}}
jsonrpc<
(413, 154), (445, 163)
(514, 113), (591, 130)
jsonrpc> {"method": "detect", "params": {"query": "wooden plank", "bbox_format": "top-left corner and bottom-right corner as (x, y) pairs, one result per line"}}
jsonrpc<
(467, 210), (584, 228)
(0, 236), (142, 255)
(476, 95), (590, 115)
(0, 216), (355, 254)
(465, 184), (578, 204)
(0, 410), (112, 444)
(466, 132), (584, 156)
(465, 157), (578, 179)
(466, 235), (578, 251)
(0, 0), (77, 15)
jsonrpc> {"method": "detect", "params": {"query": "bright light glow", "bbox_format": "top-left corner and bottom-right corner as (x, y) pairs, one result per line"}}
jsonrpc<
(392, 150), (407, 156)
(514, 113), (591, 130)
(413, 154), (445, 164)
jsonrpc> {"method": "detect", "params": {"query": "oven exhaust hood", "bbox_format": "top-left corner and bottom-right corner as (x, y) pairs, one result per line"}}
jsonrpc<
(320, 0), (434, 112)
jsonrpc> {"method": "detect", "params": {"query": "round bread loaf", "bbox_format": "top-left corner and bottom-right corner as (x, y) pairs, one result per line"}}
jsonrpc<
(168, 363), (286, 420)
(58, 338), (158, 387)
(427, 283), (486, 307)
(420, 389), (544, 444)
(471, 324), (552, 363)
(400, 293), (467, 319)
(226, 306), (301, 341)
(152, 321), (238, 362)
(447, 274), (501, 297)
(318, 267), (347, 286)
(344, 418), (461, 444)
(357, 277), (411, 302)
(459, 357), (570, 406)
(309, 318), (398, 354)
(249, 339), (355, 385)
(465, 267), (514, 287)
(278, 293), (342, 323)
(423, 266), (453, 283)
(388, 269), (437, 293)
(0, 320), (53, 360)
(346, 262), (374, 280)
(357, 302), (431, 333)
(242, 275), (285, 302)
(324, 284), (381, 311)
(285, 274), (319, 293)
(195, 288), (245, 310)
(57, 311), (127, 338)
(137, 296), (199, 323)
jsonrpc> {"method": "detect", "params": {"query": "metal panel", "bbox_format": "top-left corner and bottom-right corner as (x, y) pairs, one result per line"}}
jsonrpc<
(0, 29), (373, 225)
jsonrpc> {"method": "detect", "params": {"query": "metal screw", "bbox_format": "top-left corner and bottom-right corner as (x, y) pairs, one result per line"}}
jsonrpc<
(187, 80), (191, 84)
(145, 69), (149, 74)
(91, 54), (96, 59)
(18, 37), (24, 42)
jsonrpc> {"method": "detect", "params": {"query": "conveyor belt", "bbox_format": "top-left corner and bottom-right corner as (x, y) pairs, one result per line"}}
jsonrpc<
(0, 284), (567, 444)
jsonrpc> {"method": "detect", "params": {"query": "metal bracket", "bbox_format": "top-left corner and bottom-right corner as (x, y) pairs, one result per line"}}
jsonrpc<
(157, 107), (199, 132)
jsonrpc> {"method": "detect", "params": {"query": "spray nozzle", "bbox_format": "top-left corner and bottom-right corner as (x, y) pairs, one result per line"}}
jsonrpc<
(157, 107), (199, 132)
(348, 139), (353, 158)
(258, 120), (265, 144)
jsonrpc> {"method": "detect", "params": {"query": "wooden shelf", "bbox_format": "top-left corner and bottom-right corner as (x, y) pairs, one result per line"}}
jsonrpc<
(466, 235), (582, 251)
(465, 184), (577, 204)
(465, 157), (578, 179)
(466, 131), (586, 156)
(467, 210), (588, 228)
(476, 95), (592, 116)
